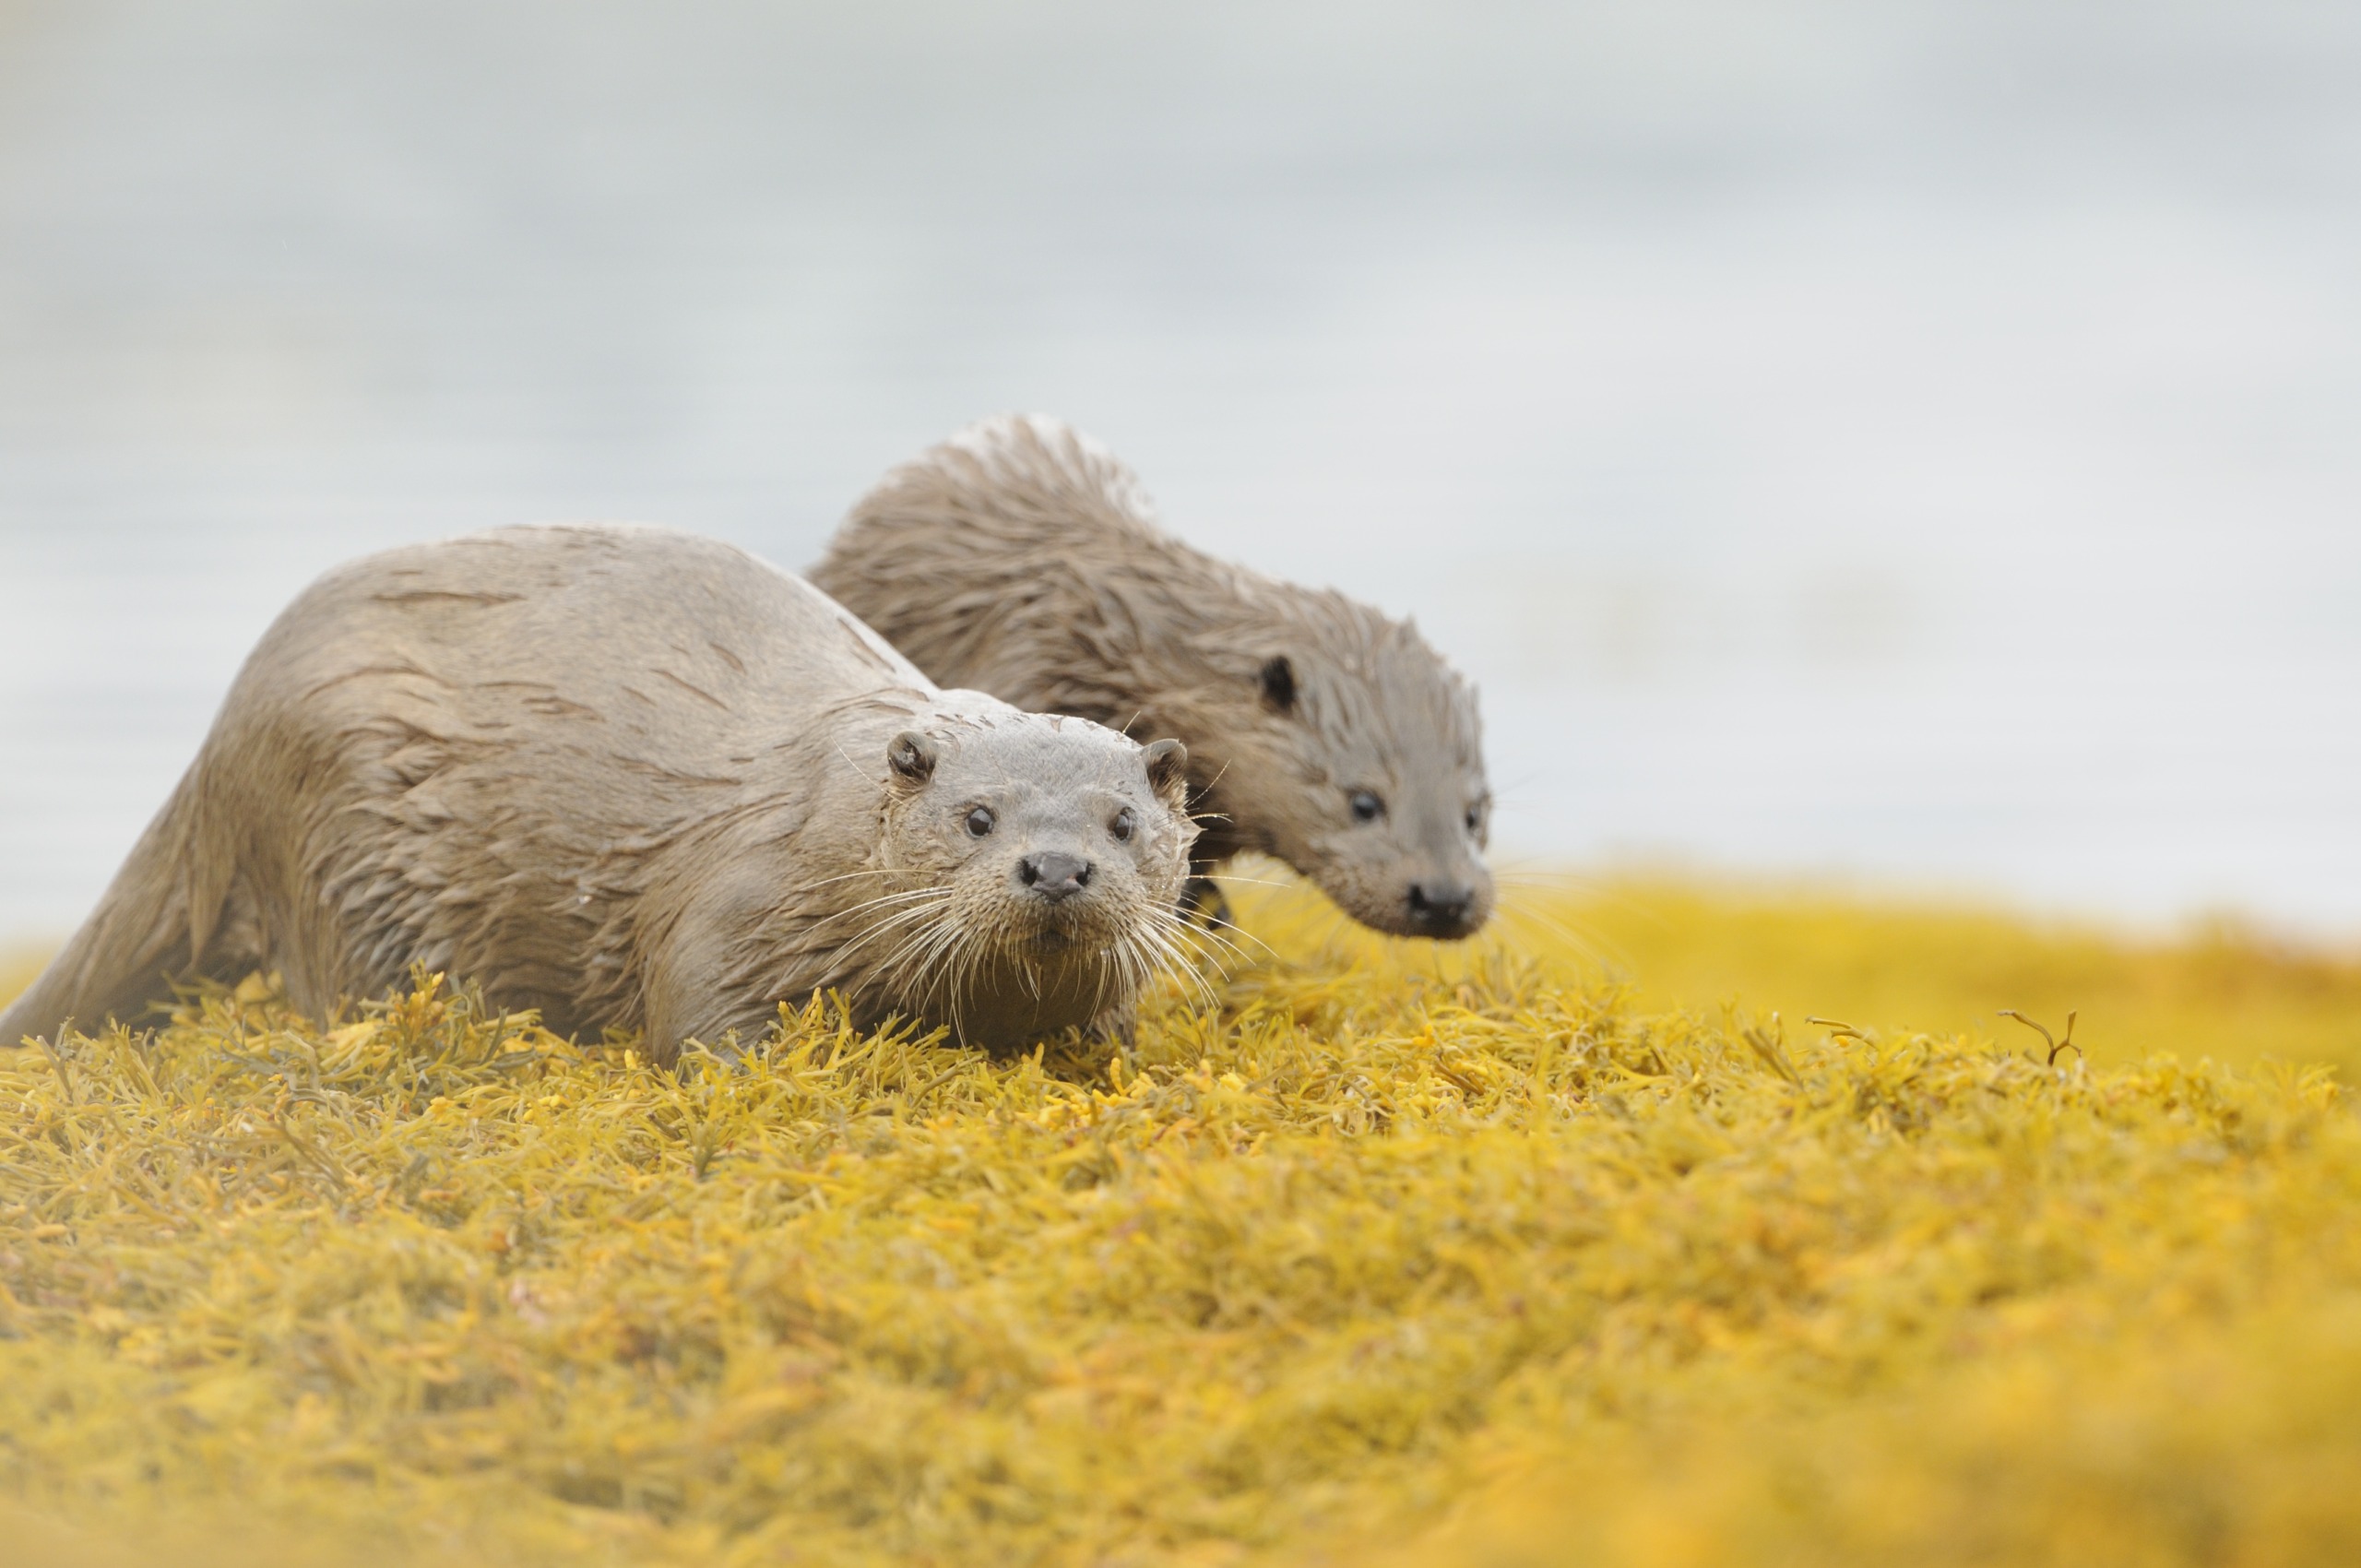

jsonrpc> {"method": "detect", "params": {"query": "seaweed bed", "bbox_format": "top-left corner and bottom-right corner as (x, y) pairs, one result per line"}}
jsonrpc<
(6, 878), (2361, 1566)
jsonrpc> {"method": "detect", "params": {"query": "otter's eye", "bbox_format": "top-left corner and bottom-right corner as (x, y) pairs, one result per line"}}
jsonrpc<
(1110, 807), (1136, 843)
(1349, 790), (1384, 824)
(964, 806), (996, 838)
(1465, 800), (1489, 834)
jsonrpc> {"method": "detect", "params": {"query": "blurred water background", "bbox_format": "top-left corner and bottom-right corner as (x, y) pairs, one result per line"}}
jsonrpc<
(2, 0), (2357, 947)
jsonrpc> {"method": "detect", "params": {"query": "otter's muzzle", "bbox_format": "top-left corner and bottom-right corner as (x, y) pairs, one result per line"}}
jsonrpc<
(1405, 879), (1478, 938)
(1018, 850), (1093, 902)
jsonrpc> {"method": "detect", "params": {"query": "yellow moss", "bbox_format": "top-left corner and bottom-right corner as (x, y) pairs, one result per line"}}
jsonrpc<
(1376, 1297), (2361, 1568)
(1551, 877), (2361, 1081)
(1, 880), (2358, 1566)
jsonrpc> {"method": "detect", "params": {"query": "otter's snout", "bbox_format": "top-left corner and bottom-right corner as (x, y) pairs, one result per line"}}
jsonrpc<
(1405, 878), (1479, 938)
(1018, 850), (1093, 901)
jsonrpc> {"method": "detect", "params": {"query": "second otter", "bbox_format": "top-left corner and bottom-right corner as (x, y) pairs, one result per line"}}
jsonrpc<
(0, 526), (1195, 1061)
(812, 415), (1494, 939)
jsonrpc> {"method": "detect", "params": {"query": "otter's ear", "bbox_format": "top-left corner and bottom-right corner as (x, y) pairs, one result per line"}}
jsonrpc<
(1258, 655), (1297, 714)
(1142, 738), (1189, 803)
(886, 731), (938, 789)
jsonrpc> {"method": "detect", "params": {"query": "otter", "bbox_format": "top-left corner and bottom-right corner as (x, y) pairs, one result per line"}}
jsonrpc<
(0, 525), (1195, 1062)
(810, 414), (1493, 939)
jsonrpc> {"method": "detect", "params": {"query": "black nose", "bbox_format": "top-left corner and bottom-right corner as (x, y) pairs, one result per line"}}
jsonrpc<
(1018, 851), (1093, 900)
(1406, 880), (1476, 935)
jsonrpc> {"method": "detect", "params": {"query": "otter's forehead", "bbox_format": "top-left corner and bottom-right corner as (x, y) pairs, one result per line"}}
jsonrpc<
(1297, 612), (1486, 780)
(921, 703), (1149, 782)
(1374, 637), (1484, 761)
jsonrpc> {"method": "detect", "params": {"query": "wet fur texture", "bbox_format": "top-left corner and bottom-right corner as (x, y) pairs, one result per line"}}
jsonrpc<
(0, 526), (1194, 1061)
(811, 414), (1493, 938)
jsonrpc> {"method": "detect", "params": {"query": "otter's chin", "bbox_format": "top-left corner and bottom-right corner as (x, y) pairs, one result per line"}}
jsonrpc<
(1358, 912), (1490, 941)
(999, 904), (1104, 956)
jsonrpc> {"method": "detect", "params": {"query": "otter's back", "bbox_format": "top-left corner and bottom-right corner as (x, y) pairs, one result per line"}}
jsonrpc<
(811, 416), (1224, 719)
(199, 525), (933, 1029)
(261, 524), (926, 735)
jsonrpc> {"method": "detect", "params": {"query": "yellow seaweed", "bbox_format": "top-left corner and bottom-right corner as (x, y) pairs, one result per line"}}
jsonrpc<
(2, 879), (2358, 1566)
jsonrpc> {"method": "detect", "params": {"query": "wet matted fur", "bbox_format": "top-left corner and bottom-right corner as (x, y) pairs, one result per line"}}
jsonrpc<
(0, 525), (1195, 1061)
(812, 414), (1492, 938)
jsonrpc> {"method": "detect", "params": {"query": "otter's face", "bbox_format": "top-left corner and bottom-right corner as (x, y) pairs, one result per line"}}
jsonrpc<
(871, 716), (1194, 1044)
(1216, 623), (1494, 940)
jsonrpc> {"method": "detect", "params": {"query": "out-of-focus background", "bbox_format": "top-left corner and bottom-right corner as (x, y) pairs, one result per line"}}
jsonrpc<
(3, 0), (2357, 949)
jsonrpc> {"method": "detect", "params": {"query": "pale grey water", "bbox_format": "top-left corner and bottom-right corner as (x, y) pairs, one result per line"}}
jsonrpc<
(4, 0), (2360, 945)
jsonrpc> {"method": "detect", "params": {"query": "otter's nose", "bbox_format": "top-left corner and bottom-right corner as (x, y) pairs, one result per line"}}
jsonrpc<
(1018, 851), (1093, 901)
(1406, 880), (1477, 936)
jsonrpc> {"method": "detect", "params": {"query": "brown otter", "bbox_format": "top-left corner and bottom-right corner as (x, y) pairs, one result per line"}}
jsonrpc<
(810, 414), (1493, 939)
(0, 525), (1195, 1062)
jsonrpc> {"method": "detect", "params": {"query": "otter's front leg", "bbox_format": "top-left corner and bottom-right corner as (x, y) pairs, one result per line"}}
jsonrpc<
(1083, 1003), (1145, 1075)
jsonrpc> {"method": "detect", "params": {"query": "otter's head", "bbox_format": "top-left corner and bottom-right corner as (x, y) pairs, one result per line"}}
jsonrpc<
(870, 712), (1195, 1048)
(1191, 596), (1493, 940)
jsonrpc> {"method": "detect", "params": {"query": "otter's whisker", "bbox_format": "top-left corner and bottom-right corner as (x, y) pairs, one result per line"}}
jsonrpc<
(1491, 902), (1616, 968)
(1109, 935), (1148, 1015)
(1103, 931), (1147, 1010)
(1125, 919), (1218, 1011)
(850, 923), (956, 986)
(823, 893), (955, 944)
(1153, 956), (1220, 1015)
(826, 896), (958, 971)
(1086, 944), (1112, 1021)
(941, 930), (987, 1046)
(797, 866), (920, 896)
(878, 913), (963, 998)
(861, 909), (967, 1015)
(1163, 911), (1259, 968)
(816, 892), (954, 954)
(901, 919), (972, 1021)
(1165, 896), (1266, 962)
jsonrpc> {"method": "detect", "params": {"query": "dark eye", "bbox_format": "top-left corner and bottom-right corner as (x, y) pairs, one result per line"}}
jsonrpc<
(965, 806), (996, 837)
(1465, 799), (1488, 834)
(1110, 807), (1135, 843)
(1349, 790), (1384, 824)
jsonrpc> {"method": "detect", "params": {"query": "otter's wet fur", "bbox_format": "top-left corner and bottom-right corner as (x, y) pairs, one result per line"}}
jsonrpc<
(0, 525), (1195, 1062)
(811, 414), (1493, 939)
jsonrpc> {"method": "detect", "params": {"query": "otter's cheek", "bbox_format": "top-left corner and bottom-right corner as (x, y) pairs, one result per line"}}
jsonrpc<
(1257, 809), (1334, 879)
(1302, 859), (1406, 935)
